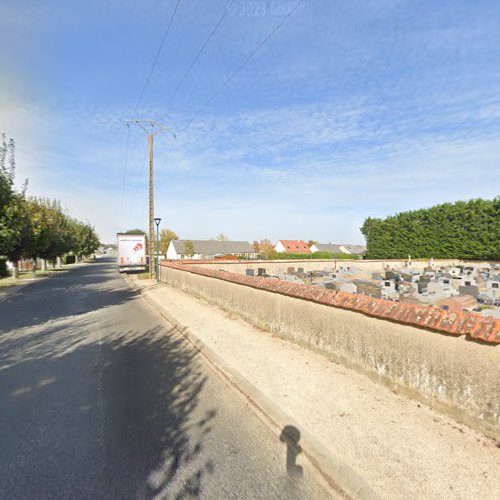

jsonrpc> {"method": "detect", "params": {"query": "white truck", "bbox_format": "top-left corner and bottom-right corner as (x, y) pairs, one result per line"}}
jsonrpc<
(117, 233), (147, 272)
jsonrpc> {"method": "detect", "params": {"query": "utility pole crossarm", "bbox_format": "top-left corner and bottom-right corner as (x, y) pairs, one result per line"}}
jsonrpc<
(126, 119), (176, 138)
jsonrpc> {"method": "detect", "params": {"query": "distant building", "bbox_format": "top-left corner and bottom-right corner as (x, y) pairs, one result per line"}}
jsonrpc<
(339, 244), (366, 256)
(310, 243), (344, 254)
(310, 243), (366, 256)
(166, 240), (257, 260)
(274, 240), (311, 254)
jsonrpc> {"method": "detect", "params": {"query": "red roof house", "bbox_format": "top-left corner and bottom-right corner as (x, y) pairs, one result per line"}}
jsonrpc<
(274, 240), (311, 254)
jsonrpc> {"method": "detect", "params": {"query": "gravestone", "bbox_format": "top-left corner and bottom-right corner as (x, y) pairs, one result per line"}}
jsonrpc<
(459, 285), (479, 298)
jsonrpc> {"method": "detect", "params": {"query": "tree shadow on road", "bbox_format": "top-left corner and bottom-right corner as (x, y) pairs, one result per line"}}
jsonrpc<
(0, 261), (137, 332)
(0, 303), (216, 498)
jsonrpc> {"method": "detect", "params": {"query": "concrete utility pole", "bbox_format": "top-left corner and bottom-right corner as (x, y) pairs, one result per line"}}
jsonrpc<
(127, 119), (175, 279)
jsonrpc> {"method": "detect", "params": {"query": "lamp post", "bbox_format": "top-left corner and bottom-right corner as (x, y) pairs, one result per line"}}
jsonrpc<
(154, 217), (161, 282)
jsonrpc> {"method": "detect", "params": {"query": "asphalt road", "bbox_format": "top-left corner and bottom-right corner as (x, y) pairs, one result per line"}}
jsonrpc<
(0, 259), (334, 499)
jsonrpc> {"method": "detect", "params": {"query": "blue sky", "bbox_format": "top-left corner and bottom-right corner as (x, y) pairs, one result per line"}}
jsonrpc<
(1, 0), (499, 243)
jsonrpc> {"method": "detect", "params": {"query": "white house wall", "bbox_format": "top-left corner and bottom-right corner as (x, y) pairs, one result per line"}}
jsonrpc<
(274, 241), (287, 253)
(166, 242), (179, 259)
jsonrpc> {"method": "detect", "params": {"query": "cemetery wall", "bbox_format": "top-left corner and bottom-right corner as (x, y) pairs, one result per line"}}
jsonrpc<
(159, 260), (500, 438)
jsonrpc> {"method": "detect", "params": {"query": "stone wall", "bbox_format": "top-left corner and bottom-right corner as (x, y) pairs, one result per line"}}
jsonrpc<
(159, 261), (500, 438)
(186, 258), (463, 275)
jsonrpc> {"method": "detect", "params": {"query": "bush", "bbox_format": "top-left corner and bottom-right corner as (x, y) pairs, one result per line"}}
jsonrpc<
(256, 251), (362, 260)
(0, 258), (8, 277)
(262, 251), (335, 260)
(64, 254), (76, 264)
(331, 253), (361, 260)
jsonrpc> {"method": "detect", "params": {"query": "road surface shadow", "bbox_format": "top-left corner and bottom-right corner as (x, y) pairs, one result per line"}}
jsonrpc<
(0, 261), (136, 332)
(0, 267), (216, 498)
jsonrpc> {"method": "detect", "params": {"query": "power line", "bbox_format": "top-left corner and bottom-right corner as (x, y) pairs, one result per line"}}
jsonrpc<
(125, 0), (183, 225)
(178, 0), (305, 134)
(155, 0), (304, 187)
(133, 0), (183, 114)
(159, 6), (229, 119)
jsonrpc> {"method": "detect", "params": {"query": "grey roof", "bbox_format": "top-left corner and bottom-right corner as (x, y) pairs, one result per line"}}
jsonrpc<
(171, 240), (255, 255)
(315, 243), (345, 254)
(342, 244), (366, 255)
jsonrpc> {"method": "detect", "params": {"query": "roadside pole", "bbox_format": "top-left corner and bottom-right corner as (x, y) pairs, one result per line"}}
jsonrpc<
(154, 217), (161, 282)
(127, 120), (175, 280)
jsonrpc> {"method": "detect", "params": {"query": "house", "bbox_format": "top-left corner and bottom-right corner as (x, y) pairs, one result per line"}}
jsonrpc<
(166, 240), (257, 260)
(310, 243), (344, 254)
(310, 243), (366, 256)
(274, 240), (311, 254)
(339, 244), (366, 256)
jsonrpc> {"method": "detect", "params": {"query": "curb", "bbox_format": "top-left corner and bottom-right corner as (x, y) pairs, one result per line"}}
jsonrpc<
(126, 276), (380, 500)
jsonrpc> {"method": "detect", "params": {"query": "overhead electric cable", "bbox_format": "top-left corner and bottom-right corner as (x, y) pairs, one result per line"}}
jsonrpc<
(179, 0), (304, 133)
(160, 6), (229, 118)
(126, 0), (183, 221)
(133, 0), (183, 114)
(155, 0), (304, 187)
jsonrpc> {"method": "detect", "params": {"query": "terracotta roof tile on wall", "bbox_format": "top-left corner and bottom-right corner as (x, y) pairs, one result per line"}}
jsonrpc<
(160, 261), (500, 344)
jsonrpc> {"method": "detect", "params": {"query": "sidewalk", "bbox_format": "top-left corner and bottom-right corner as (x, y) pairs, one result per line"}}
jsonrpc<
(128, 276), (500, 499)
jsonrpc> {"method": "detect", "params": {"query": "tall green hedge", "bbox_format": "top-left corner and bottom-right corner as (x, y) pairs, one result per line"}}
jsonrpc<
(361, 198), (500, 260)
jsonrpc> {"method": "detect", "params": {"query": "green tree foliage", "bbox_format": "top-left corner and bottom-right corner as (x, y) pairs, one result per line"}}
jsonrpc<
(159, 228), (178, 255)
(361, 198), (500, 260)
(272, 251), (353, 260)
(74, 222), (100, 258)
(184, 240), (195, 257)
(0, 134), (26, 257)
(256, 239), (277, 259)
(0, 134), (100, 276)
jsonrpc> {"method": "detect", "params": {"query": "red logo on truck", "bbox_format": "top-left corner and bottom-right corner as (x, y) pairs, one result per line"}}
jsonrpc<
(133, 243), (143, 252)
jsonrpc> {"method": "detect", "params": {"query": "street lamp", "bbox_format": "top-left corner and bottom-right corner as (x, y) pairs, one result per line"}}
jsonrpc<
(154, 217), (161, 282)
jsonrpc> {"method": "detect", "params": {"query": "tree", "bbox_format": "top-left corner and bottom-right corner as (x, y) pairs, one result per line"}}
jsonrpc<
(307, 240), (317, 248)
(184, 240), (195, 258)
(74, 222), (100, 259)
(4, 194), (31, 278)
(0, 134), (27, 258)
(1, 133), (101, 278)
(124, 228), (146, 234)
(257, 239), (277, 259)
(361, 198), (500, 260)
(159, 228), (178, 255)
(215, 233), (229, 241)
